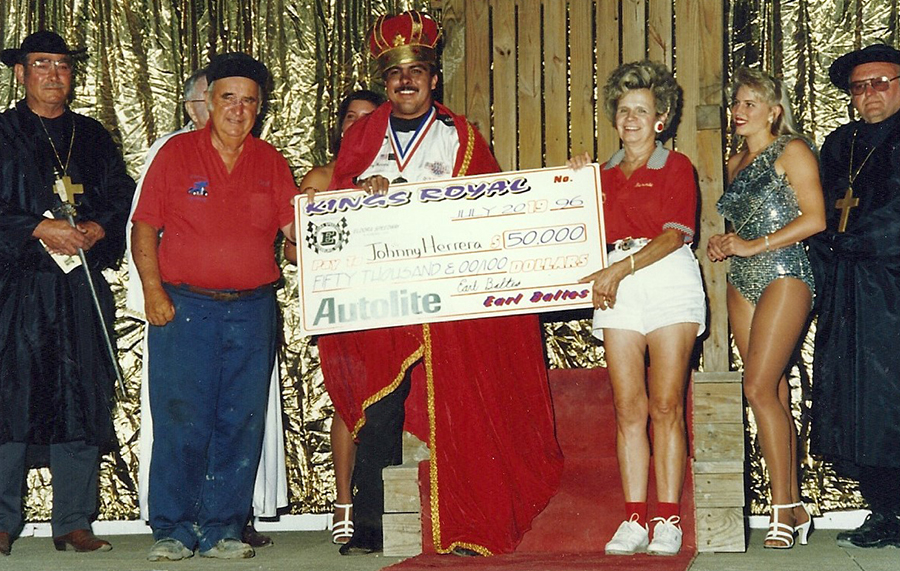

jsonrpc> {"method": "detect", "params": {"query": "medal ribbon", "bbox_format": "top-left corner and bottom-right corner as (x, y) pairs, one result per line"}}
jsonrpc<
(389, 107), (436, 173)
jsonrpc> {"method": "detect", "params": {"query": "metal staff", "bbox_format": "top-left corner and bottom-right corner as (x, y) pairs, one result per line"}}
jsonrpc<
(53, 176), (127, 397)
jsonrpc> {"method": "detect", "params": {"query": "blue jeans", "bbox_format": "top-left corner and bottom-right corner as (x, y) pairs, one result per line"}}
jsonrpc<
(147, 284), (276, 551)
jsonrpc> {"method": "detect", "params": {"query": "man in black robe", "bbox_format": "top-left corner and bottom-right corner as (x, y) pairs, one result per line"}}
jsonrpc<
(811, 43), (900, 549)
(0, 31), (134, 555)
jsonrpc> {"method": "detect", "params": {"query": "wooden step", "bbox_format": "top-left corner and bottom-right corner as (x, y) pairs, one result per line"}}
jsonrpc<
(692, 370), (746, 553)
(384, 512), (422, 556)
(382, 431), (428, 557)
(383, 462), (421, 514)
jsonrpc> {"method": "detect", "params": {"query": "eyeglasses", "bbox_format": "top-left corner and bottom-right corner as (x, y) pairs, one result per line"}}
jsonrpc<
(848, 75), (900, 95)
(29, 58), (73, 75)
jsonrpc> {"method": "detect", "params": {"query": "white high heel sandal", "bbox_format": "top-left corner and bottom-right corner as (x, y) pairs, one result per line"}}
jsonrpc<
(794, 503), (813, 545)
(331, 503), (354, 544)
(765, 502), (800, 549)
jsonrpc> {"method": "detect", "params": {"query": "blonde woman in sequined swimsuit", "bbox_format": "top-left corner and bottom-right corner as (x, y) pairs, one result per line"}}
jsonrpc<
(707, 67), (825, 549)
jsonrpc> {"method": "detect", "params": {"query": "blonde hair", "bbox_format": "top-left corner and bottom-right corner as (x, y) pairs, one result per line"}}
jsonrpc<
(729, 67), (803, 139)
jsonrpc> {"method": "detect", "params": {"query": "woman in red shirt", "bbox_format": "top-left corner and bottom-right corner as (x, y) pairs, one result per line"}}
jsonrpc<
(570, 60), (706, 557)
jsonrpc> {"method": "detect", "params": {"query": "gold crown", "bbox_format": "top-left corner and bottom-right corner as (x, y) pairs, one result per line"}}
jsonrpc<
(369, 11), (441, 72)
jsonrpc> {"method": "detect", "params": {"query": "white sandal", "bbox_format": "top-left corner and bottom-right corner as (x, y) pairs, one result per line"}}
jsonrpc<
(331, 503), (354, 544)
(794, 502), (813, 545)
(764, 502), (799, 549)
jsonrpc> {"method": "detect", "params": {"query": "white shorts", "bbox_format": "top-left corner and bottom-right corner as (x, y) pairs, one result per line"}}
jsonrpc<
(592, 243), (706, 340)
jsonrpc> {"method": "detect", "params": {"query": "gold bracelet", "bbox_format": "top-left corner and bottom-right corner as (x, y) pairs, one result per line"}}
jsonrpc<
(764, 234), (770, 252)
(629, 255), (635, 275)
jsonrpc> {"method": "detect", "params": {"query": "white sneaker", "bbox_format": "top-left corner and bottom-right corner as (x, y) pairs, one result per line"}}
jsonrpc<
(605, 514), (649, 555)
(647, 515), (683, 556)
(199, 538), (255, 559)
(147, 538), (193, 561)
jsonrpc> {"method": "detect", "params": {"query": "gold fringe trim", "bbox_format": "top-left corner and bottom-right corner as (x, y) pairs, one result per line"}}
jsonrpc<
(424, 323), (492, 556)
(446, 541), (493, 557)
(350, 345), (424, 439)
(457, 121), (475, 176)
(424, 323), (442, 549)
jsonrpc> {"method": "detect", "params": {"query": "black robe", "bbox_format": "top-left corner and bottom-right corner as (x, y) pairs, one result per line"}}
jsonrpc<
(0, 100), (135, 450)
(810, 111), (900, 469)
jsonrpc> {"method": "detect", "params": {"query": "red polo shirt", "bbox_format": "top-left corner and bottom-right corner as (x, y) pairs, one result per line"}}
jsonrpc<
(601, 147), (697, 243)
(133, 126), (297, 290)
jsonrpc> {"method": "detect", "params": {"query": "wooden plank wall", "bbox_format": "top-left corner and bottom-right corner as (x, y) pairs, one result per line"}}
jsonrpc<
(441, 0), (728, 371)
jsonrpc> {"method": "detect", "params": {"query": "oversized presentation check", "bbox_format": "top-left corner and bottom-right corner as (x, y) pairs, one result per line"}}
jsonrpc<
(293, 164), (606, 335)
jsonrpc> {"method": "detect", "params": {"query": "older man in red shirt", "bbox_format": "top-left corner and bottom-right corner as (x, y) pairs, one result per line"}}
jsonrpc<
(132, 53), (296, 561)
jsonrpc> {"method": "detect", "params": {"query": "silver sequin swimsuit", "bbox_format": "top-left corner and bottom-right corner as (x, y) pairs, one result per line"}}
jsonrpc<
(716, 135), (815, 305)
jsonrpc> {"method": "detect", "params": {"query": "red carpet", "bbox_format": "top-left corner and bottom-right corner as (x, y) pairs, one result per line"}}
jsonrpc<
(389, 368), (697, 570)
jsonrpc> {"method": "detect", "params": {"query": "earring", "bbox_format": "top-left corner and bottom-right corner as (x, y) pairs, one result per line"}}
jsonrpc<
(654, 120), (665, 133)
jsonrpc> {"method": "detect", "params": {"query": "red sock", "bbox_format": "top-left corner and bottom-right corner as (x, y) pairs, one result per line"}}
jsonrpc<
(656, 502), (680, 520)
(625, 502), (647, 525)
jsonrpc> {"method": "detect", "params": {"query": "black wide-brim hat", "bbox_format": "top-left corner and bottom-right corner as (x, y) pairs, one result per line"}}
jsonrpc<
(1, 30), (87, 67)
(829, 43), (900, 91)
(207, 52), (269, 88)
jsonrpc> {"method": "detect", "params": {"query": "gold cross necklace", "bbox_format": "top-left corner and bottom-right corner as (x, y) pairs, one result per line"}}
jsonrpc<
(836, 128), (877, 233)
(36, 113), (82, 205)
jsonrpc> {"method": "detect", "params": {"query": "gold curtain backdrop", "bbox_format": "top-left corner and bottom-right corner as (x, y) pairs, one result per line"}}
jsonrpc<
(0, 0), (434, 522)
(0, 0), (892, 521)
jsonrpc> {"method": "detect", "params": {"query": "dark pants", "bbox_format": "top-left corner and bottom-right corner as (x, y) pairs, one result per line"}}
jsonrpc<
(351, 371), (413, 538)
(858, 465), (900, 517)
(147, 285), (276, 551)
(0, 441), (99, 536)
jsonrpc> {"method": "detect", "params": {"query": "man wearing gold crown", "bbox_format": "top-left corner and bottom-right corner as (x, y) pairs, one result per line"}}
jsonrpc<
(318, 10), (563, 558)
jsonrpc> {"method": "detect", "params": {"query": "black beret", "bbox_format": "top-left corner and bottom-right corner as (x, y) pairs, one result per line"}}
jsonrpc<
(1, 30), (87, 67)
(829, 44), (900, 92)
(206, 52), (269, 88)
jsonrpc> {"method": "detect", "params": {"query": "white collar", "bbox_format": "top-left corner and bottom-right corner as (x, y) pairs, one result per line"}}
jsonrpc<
(604, 141), (670, 171)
